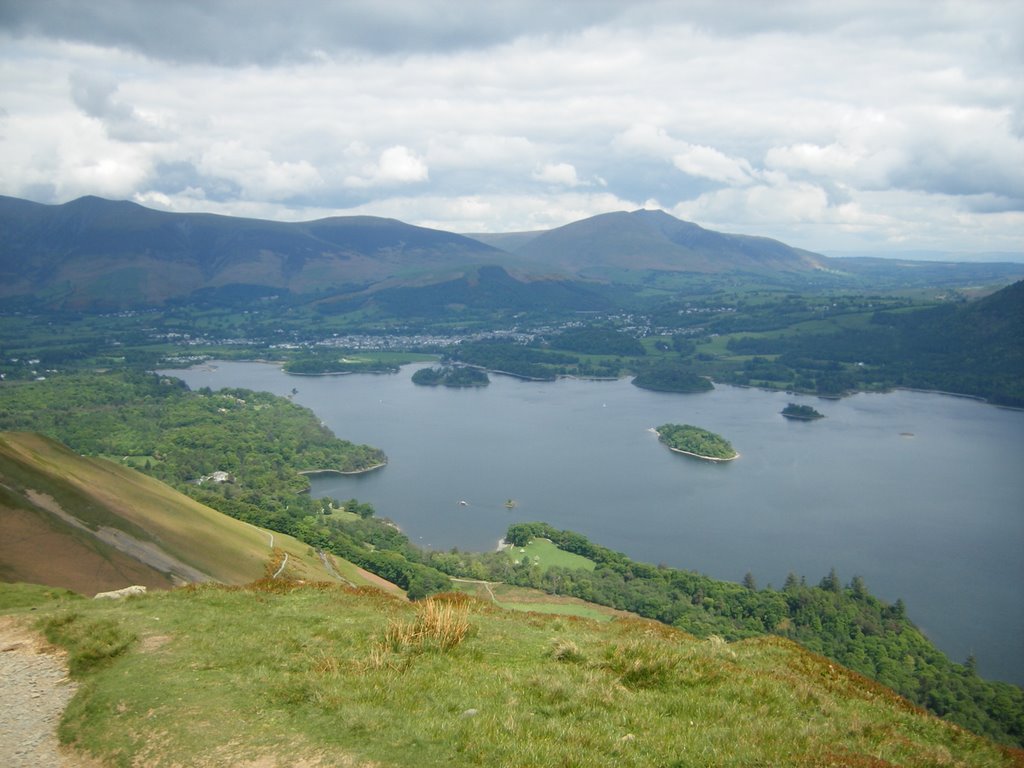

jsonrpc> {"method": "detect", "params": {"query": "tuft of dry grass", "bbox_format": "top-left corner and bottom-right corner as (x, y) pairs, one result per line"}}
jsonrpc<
(361, 597), (472, 670)
(601, 639), (683, 690)
(549, 638), (586, 664)
(387, 598), (470, 652)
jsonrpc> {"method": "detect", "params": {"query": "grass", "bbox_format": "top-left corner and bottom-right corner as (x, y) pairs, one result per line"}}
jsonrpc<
(39, 610), (137, 676)
(5, 581), (1021, 767)
(506, 537), (596, 572)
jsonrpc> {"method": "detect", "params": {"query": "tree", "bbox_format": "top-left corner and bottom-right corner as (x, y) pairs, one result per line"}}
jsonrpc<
(850, 574), (868, 600)
(742, 572), (757, 591)
(820, 568), (841, 593)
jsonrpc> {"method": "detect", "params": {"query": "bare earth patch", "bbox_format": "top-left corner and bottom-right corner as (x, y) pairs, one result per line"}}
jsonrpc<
(0, 616), (95, 767)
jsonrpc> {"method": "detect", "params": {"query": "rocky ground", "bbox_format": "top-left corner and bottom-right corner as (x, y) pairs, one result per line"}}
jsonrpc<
(0, 616), (81, 767)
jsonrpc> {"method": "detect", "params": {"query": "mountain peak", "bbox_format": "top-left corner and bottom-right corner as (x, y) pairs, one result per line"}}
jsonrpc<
(505, 208), (823, 275)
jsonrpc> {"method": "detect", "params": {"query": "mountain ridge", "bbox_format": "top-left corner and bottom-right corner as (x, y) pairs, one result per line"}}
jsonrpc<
(1, 195), (827, 309)
(0, 194), (506, 308)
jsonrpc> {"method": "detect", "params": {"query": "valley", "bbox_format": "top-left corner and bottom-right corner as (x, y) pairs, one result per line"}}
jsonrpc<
(1, 195), (1022, 763)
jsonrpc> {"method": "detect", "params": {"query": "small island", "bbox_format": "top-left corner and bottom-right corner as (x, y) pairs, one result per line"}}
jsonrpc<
(655, 423), (738, 462)
(781, 403), (825, 421)
(411, 366), (490, 388)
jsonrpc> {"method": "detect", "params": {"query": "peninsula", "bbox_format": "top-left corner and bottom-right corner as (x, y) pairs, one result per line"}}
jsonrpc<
(411, 366), (490, 388)
(655, 423), (738, 462)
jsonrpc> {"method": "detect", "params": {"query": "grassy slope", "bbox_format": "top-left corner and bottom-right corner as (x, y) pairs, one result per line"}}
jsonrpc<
(0, 432), (391, 594)
(6, 582), (1021, 768)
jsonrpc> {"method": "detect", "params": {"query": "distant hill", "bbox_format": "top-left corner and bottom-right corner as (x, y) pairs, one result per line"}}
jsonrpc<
(0, 195), (504, 309)
(318, 264), (614, 317)
(725, 279), (1024, 404)
(5, 195), (1020, 313)
(472, 209), (828, 276)
(0, 431), (385, 595)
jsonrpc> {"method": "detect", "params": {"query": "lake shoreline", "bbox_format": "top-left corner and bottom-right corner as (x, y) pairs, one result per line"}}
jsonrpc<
(299, 462), (387, 477)
(651, 426), (739, 462)
(665, 445), (739, 462)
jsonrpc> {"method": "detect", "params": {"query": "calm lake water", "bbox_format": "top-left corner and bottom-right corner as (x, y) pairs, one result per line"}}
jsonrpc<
(164, 361), (1024, 685)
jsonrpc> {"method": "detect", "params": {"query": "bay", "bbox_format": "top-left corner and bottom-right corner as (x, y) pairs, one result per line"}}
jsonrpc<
(164, 361), (1024, 685)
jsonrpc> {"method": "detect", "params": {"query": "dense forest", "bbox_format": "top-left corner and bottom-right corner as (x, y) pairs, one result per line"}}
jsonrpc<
(546, 326), (646, 357)
(411, 366), (490, 387)
(724, 282), (1024, 404)
(283, 356), (400, 375)
(632, 361), (715, 393)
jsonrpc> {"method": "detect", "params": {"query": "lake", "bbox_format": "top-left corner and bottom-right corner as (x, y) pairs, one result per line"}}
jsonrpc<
(164, 361), (1024, 685)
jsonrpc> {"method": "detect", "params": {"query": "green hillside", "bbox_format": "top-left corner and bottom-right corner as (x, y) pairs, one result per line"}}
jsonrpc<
(5, 583), (1022, 767)
(0, 431), (388, 595)
(724, 279), (1024, 404)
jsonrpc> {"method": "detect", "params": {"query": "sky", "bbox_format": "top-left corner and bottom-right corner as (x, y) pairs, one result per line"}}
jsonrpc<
(1, 0), (1022, 256)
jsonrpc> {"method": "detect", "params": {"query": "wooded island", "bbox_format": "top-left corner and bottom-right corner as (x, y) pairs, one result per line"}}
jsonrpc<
(782, 403), (825, 420)
(655, 423), (738, 461)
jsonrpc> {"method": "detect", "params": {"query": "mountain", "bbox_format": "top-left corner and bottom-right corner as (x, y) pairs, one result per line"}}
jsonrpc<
(472, 209), (827, 276)
(9, 195), (1018, 314)
(0, 431), (386, 595)
(0, 195), (504, 309)
(0, 196), (830, 312)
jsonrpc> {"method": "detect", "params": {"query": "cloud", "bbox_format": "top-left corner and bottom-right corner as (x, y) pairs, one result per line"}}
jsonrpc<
(532, 162), (583, 187)
(344, 146), (429, 188)
(68, 70), (166, 141)
(0, 0), (627, 64)
(198, 141), (323, 200)
(331, 190), (644, 234)
(0, 2), (1021, 253)
(672, 144), (755, 186)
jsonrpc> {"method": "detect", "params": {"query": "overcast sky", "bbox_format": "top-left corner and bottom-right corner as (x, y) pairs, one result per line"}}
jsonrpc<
(1, 0), (1022, 255)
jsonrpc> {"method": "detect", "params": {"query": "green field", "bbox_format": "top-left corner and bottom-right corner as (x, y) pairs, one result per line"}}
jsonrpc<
(506, 537), (597, 571)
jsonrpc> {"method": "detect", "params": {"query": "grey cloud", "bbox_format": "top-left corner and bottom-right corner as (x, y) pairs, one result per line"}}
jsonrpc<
(69, 71), (130, 120)
(145, 161), (241, 201)
(0, 0), (624, 65)
(960, 194), (1024, 215)
(69, 70), (166, 141)
(889, 153), (1024, 203)
(11, 0), (997, 67)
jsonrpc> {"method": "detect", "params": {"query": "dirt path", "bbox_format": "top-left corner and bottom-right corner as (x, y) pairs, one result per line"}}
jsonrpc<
(450, 577), (499, 603)
(0, 616), (87, 767)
